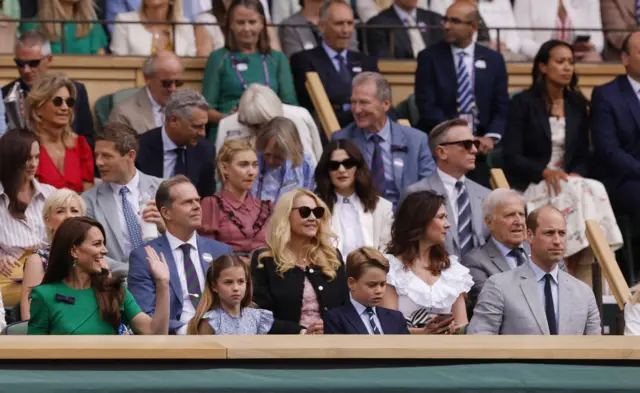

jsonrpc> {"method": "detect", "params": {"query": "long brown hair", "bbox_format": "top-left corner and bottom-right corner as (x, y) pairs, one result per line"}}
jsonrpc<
(386, 191), (450, 275)
(224, 0), (271, 54)
(314, 140), (379, 213)
(41, 217), (125, 331)
(0, 129), (40, 219)
(187, 254), (254, 335)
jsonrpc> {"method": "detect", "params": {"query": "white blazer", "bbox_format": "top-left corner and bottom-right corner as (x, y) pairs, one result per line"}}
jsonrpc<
(514, 0), (604, 59)
(331, 195), (394, 255)
(110, 11), (197, 57)
(216, 104), (323, 163)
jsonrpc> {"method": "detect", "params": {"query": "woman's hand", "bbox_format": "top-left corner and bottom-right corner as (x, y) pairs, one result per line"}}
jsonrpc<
(542, 168), (569, 195)
(423, 316), (455, 335)
(0, 255), (19, 277)
(306, 321), (324, 335)
(145, 246), (170, 284)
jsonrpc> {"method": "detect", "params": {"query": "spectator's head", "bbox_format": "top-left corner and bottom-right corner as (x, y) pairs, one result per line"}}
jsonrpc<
(345, 247), (389, 308)
(260, 188), (339, 278)
(319, 0), (355, 52)
(443, 0), (480, 48)
(255, 117), (304, 169)
(217, 139), (259, 192)
(0, 128), (40, 219)
(429, 118), (478, 179)
(622, 32), (640, 81)
(314, 139), (379, 213)
(225, 0), (270, 54)
(94, 122), (140, 184)
(526, 205), (566, 270)
(38, 0), (98, 41)
(141, 51), (184, 106)
(164, 88), (209, 147)
(26, 72), (77, 148)
(483, 189), (526, 249)
(237, 83), (284, 131)
(14, 31), (53, 88)
(394, 0), (419, 12)
(141, 0), (185, 22)
(43, 188), (86, 240)
(350, 72), (392, 133)
(156, 175), (202, 234)
(387, 190), (451, 275)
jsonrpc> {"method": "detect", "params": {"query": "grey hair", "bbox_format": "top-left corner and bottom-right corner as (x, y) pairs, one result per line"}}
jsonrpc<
(141, 52), (183, 77)
(428, 118), (470, 158)
(352, 72), (392, 103)
(237, 84), (284, 126)
(320, 0), (350, 22)
(482, 188), (525, 219)
(16, 30), (52, 56)
(165, 88), (210, 120)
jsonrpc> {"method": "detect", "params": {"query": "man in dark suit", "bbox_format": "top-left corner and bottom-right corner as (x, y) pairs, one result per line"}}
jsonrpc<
(291, 0), (378, 128)
(365, 0), (444, 59)
(136, 89), (216, 198)
(414, 0), (508, 188)
(591, 32), (640, 223)
(2, 31), (95, 146)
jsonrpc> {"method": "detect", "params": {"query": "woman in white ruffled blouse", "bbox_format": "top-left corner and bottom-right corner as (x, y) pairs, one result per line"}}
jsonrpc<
(383, 190), (474, 334)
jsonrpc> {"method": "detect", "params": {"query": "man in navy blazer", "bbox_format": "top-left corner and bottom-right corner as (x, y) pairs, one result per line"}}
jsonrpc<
(591, 32), (640, 222)
(332, 72), (435, 208)
(136, 89), (216, 198)
(128, 176), (232, 334)
(414, 1), (508, 187)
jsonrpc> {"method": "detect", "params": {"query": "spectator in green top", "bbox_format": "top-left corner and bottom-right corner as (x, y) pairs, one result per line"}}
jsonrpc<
(202, 0), (298, 142)
(20, 0), (108, 55)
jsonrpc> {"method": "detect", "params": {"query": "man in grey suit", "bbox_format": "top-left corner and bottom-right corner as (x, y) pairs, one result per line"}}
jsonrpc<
(332, 72), (436, 208)
(83, 122), (164, 277)
(468, 206), (601, 335)
(462, 189), (527, 313)
(404, 118), (490, 257)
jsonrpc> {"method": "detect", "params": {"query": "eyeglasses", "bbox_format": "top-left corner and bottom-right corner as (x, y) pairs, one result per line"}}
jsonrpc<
(439, 139), (480, 150)
(293, 206), (325, 219)
(51, 96), (76, 108)
(14, 58), (45, 68)
(442, 16), (474, 25)
(328, 158), (358, 171)
(161, 79), (185, 88)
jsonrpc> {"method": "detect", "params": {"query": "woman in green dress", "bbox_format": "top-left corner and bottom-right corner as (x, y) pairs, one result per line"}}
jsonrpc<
(202, 0), (298, 142)
(28, 217), (170, 335)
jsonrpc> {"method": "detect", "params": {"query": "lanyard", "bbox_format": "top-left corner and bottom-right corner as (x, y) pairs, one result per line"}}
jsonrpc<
(229, 53), (270, 90)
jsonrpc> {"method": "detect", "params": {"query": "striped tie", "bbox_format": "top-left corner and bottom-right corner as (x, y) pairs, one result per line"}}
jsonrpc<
(179, 244), (201, 308)
(365, 307), (381, 335)
(370, 134), (386, 196)
(456, 181), (473, 256)
(456, 52), (474, 114)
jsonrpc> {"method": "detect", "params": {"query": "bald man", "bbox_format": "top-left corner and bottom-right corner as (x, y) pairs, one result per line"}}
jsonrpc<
(109, 51), (184, 134)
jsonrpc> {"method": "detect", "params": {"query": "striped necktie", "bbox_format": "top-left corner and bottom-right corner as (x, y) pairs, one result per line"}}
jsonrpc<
(365, 307), (381, 335)
(456, 51), (474, 114)
(369, 134), (386, 196)
(179, 243), (201, 308)
(456, 181), (473, 256)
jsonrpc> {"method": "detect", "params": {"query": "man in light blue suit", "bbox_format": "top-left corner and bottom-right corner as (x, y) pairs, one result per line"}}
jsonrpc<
(128, 176), (232, 335)
(332, 72), (435, 208)
(404, 118), (490, 257)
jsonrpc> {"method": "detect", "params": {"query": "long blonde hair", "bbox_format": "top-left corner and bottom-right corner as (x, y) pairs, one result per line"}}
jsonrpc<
(257, 189), (340, 279)
(140, 0), (185, 22)
(26, 72), (77, 148)
(38, 0), (98, 40)
(216, 139), (256, 184)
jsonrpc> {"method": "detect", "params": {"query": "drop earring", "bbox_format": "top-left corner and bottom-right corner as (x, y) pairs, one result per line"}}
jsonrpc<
(73, 259), (77, 268)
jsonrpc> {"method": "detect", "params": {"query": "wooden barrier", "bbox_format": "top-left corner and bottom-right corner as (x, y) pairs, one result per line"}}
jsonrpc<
(305, 71), (340, 138)
(489, 168), (510, 190)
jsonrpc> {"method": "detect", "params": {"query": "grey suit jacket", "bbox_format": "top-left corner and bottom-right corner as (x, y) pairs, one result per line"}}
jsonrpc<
(467, 262), (601, 335)
(404, 171), (490, 257)
(83, 171), (163, 276)
(279, 12), (359, 58)
(108, 88), (157, 135)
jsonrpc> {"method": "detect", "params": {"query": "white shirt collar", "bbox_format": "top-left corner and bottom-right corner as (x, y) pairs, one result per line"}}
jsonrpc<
(322, 41), (348, 61)
(627, 75), (640, 95)
(109, 169), (140, 196)
(165, 230), (198, 252)
(335, 192), (358, 206)
(392, 3), (417, 23)
(146, 87), (164, 114)
(529, 259), (559, 285)
(437, 168), (465, 189)
(451, 42), (476, 58)
(350, 295), (375, 316)
(161, 125), (180, 153)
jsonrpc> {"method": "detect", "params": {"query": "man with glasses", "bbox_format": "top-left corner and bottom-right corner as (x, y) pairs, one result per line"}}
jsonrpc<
(404, 118), (490, 258)
(2, 31), (94, 144)
(109, 51), (184, 135)
(414, 0), (508, 188)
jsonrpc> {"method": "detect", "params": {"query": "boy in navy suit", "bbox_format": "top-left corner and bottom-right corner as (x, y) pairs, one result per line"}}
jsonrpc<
(324, 247), (409, 334)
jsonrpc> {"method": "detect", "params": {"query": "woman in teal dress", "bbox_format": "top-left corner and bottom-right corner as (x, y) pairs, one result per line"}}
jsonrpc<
(28, 217), (170, 335)
(21, 0), (107, 55)
(202, 0), (298, 141)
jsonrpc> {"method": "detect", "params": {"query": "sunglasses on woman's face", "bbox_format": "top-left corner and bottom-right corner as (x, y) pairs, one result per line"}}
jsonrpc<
(161, 79), (185, 88)
(51, 96), (76, 108)
(328, 158), (358, 171)
(438, 139), (480, 151)
(293, 206), (325, 219)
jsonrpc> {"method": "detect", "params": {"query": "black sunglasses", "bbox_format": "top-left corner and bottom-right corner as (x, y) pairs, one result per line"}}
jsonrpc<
(439, 139), (480, 150)
(14, 58), (44, 68)
(442, 16), (474, 25)
(328, 158), (358, 171)
(161, 79), (185, 88)
(51, 96), (76, 108)
(293, 206), (325, 219)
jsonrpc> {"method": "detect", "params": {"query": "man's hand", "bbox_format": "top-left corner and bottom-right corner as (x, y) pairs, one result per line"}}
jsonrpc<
(474, 136), (495, 155)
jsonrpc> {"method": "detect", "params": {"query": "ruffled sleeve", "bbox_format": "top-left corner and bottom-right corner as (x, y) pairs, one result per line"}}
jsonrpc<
(198, 196), (220, 241)
(202, 309), (221, 333)
(255, 309), (275, 335)
(385, 254), (410, 291)
(77, 136), (94, 183)
(436, 256), (474, 306)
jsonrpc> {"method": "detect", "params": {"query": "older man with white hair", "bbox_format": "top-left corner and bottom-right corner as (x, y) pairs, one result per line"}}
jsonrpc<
(216, 84), (322, 161)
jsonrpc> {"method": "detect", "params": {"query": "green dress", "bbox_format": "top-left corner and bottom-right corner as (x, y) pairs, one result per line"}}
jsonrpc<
(202, 48), (299, 141)
(28, 281), (142, 335)
(20, 22), (108, 55)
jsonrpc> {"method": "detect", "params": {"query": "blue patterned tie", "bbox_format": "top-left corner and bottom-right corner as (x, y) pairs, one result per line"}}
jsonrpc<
(180, 244), (201, 308)
(365, 307), (381, 335)
(456, 181), (473, 256)
(120, 186), (144, 250)
(370, 134), (386, 196)
(456, 52), (474, 114)
(335, 54), (351, 84)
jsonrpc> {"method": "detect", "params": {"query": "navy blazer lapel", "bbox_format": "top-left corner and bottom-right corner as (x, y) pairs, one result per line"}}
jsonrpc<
(149, 129), (165, 178)
(377, 308), (397, 334)
(157, 235), (182, 305)
(390, 122), (407, 193)
(442, 44), (458, 102)
(185, 143), (199, 182)
(344, 303), (369, 334)
(533, 94), (552, 140)
(618, 75), (640, 131)
(563, 98), (580, 170)
(315, 46), (342, 81)
(384, 8), (411, 56)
